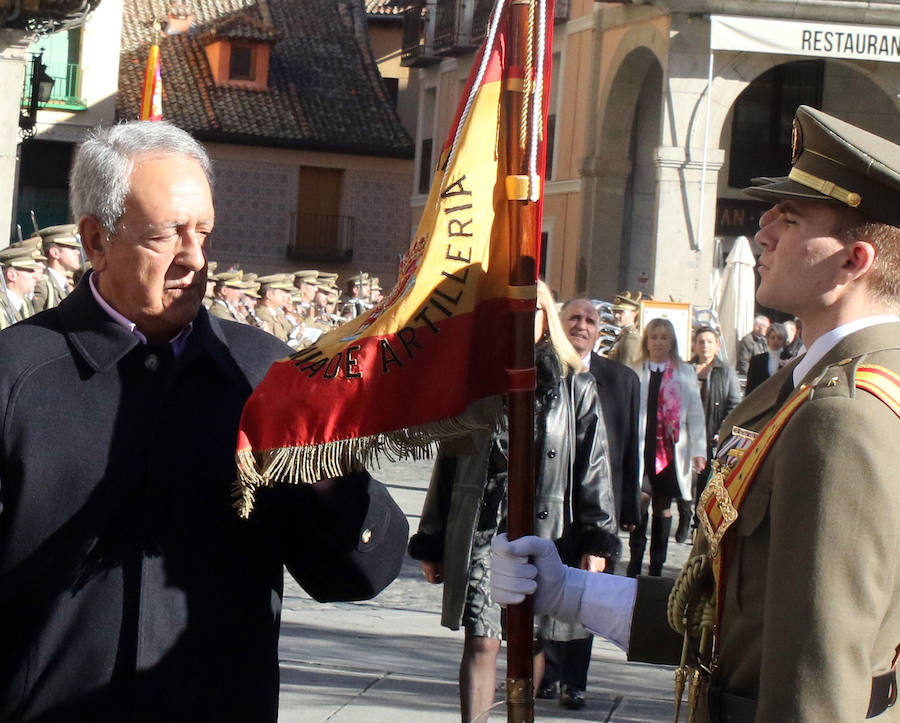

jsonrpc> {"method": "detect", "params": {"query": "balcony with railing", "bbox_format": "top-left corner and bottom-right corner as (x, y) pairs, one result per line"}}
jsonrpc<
(287, 213), (355, 262)
(432, 0), (475, 56)
(400, 2), (441, 67)
(469, 0), (493, 43)
(22, 61), (86, 111)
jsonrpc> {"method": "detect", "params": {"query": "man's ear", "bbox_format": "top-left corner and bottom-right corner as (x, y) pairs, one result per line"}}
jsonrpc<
(78, 216), (108, 272)
(841, 240), (877, 281)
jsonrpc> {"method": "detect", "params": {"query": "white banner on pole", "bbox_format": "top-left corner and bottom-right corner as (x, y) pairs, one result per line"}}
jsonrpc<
(711, 14), (900, 64)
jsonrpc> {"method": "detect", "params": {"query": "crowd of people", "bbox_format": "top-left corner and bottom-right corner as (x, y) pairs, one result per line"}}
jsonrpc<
(4, 104), (900, 723)
(0, 222), (388, 351)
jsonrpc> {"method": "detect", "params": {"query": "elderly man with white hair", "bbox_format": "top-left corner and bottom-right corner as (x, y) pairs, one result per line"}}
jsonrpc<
(0, 121), (407, 721)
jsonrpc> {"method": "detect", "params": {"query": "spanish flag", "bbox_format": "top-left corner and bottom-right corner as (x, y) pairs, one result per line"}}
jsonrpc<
(234, 0), (553, 517)
(140, 43), (162, 120)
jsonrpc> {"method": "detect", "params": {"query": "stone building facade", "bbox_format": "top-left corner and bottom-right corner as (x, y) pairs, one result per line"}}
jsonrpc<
(401, 0), (900, 307)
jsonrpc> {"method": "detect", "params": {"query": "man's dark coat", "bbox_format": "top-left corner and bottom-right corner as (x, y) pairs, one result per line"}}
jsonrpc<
(0, 279), (407, 722)
(588, 352), (640, 527)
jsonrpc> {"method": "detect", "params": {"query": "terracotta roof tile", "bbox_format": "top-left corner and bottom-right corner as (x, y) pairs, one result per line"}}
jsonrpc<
(118, 0), (413, 157)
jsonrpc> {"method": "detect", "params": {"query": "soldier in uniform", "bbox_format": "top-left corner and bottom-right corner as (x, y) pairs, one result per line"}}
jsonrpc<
(208, 271), (246, 323)
(0, 245), (44, 328)
(255, 275), (295, 342)
(607, 292), (643, 367)
(369, 277), (383, 305)
(492, 106), (900, 722)
(342, 273), (368, 318)
(202, 261), (218, 309)
(33, 224), (82, 311)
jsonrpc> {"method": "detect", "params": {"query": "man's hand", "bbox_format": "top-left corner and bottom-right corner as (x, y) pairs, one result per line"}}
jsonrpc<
(580, 554), (606, 572)
(420, 560), (444, 584)
(692, 456), (707, 474)
(491, 534), (587, 623)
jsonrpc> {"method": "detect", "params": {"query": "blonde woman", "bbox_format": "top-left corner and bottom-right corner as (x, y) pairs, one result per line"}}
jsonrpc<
(409, 281), (618, 720)
(627, 318), (706, 577)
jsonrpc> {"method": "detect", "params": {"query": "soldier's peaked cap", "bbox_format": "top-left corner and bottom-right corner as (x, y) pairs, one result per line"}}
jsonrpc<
(38, 224), (81, 248)
(745, 105), (900, 227)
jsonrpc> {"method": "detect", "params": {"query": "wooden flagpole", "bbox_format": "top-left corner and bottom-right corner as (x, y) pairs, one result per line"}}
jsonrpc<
(504, 1), (539, 721)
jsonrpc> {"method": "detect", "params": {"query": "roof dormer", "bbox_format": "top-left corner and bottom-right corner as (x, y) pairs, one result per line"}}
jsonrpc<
(201, 15), (279, 90)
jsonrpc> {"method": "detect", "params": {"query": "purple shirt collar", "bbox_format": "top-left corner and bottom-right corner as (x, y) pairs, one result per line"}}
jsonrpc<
(89, 272), (192, 355)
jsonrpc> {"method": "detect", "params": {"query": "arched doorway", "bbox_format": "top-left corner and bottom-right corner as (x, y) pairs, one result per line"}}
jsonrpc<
(580, 47), (662, 299)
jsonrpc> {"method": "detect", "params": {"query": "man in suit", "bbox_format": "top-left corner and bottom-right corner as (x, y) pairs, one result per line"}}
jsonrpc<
(0, 120), (407, 721)
(536, 298), (640, 709)
(735, 315), (769, 375)
(492, 105), (900, 721)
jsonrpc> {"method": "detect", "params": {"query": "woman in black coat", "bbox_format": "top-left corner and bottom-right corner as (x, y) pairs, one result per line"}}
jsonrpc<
(745, 322), (789, 395)
(408, 281), (618, 722)
(691, 326), (743, 522)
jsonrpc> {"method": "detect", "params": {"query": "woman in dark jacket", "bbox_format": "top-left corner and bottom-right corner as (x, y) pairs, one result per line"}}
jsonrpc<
(691, 326), (742, 520)
(408, 281), (618, 722)
(745, 322), (789, 394)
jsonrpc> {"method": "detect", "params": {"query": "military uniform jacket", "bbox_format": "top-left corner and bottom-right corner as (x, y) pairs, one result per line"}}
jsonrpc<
(0, 279), (408, 722)
(608, 324), (641, 367)
(255, 303), (290, 342)
(32, 271), (67, 312)
(628, 322), (900, 721)
(209, 298), (244, 323)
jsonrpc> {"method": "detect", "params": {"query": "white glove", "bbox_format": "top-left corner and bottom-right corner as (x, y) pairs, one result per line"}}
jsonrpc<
(490, 533), (588, 624)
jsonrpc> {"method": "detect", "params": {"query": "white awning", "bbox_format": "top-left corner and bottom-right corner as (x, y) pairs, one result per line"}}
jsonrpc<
(711, 14), (900, 64)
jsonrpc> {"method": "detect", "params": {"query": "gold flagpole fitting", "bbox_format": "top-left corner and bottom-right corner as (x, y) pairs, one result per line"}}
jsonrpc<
(506, 677), (533, 723)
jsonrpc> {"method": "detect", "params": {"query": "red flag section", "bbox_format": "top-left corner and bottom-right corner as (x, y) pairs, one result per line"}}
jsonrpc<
(234, 0), (552, 517)
(140, 44), (162, 121)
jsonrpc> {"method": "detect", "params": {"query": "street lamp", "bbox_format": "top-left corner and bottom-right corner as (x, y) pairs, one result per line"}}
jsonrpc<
(19, 50), (55, 139)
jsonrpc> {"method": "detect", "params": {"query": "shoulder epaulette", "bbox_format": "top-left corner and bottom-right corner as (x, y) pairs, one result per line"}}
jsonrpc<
(855, 364), (900, 420)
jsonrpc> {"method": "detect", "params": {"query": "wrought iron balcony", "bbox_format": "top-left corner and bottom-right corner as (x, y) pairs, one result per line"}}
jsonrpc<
(432, 0), (474, 56)
(288, 213), (355, 263)
(22, 61), (86, 110)
(400, 2), (441, 67)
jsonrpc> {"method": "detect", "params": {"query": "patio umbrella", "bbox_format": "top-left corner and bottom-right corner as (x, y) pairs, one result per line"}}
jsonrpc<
(715, 235), (756, 363)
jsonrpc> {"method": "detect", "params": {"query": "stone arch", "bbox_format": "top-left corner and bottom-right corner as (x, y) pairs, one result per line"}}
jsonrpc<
(579, 41), (664, 298)
(684, 52), (900, 158)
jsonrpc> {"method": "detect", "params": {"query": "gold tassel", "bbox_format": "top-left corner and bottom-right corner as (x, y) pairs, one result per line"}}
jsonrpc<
(232, 403), (505, 518)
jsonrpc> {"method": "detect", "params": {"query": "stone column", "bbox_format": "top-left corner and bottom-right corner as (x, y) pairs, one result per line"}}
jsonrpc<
(652, 144), (723, 304)
(0, 31), (30, 248)
(578, 153), (631, 298)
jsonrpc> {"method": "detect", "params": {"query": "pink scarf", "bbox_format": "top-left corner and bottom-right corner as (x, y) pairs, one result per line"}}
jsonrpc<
(655, 360), (681, 473)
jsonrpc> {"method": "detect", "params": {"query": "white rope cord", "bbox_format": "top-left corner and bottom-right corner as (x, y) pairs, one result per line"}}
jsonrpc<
(527, 0), (547, 201)
(444, 0), (508, 179)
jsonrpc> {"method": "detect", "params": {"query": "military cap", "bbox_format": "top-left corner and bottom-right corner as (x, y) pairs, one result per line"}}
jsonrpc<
(293, 269), (318, 282)
(257, 273), (294, 291)
(238, 281), (261, 298)
(16, 236), (47, 261)
(0, 245), (43, 270)
(38, 224), (81, 249)
(612, 291), (643, 311)
(370, 277), (381, 290)
(207, 261), (218, 274)
(290, 290), (304, 303)
(318, 272), (338, 283)
(213, 270), (242, 284)
(746, 105), (900, 227)
(242, 272), (258, 283)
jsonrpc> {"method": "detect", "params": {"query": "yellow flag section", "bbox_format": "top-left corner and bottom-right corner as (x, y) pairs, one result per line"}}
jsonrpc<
(140, 44), (162, 121)
(234, 10), (521, 517)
